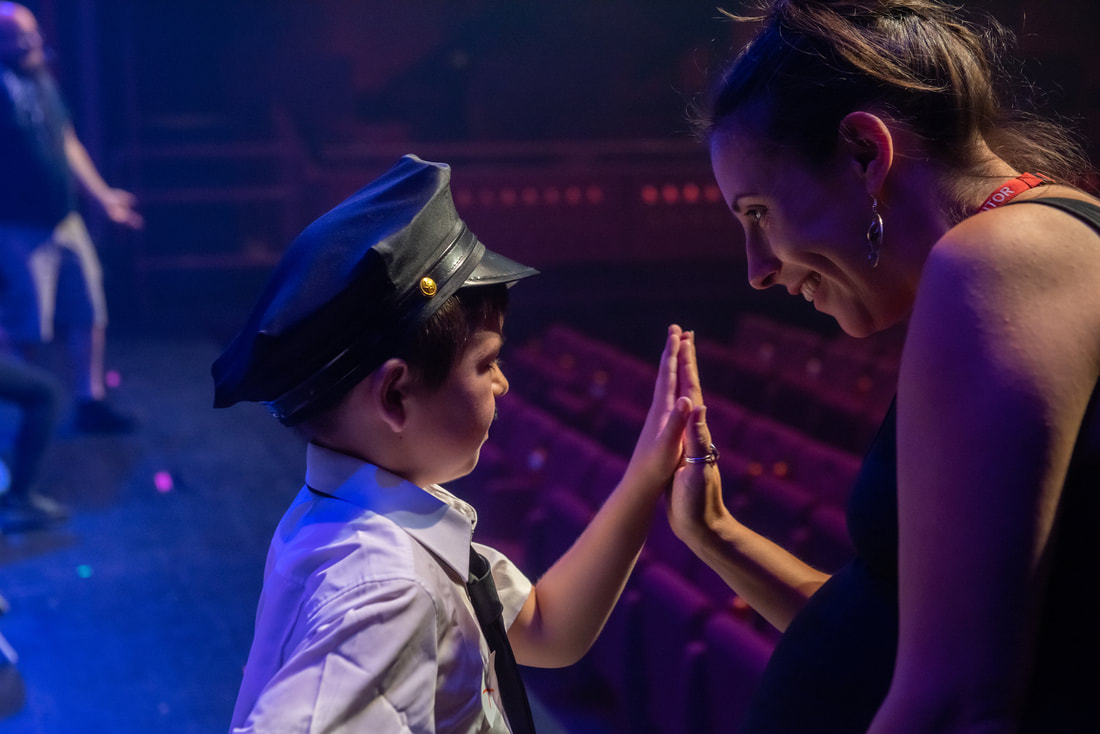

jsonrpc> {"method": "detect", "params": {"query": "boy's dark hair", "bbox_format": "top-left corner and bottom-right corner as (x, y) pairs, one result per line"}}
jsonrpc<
(400, 284), (510, 390)
(296, 284), (510, 437)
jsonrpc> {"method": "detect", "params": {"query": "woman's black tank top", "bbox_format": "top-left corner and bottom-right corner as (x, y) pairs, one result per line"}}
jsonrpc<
(740, 198), (1100, 733)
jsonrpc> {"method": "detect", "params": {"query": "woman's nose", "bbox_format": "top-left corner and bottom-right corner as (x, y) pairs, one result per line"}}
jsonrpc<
(745, 235), (781, 290)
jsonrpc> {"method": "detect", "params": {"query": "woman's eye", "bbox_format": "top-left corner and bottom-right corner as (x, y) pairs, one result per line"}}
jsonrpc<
(746, 207), (765, 224)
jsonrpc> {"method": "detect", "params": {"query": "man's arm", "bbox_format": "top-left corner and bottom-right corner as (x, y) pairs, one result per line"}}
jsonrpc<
(62, 125), (142, 228)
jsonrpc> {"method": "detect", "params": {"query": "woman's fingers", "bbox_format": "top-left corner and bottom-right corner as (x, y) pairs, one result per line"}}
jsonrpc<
(685, 404), (713, 462)
(666, 403), (728, 540)
(677, 330), (704, 407)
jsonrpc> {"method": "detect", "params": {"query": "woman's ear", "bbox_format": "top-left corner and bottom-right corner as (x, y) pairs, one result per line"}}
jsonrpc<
(373, 358), (413, 434)
(839, 111), (894, 196)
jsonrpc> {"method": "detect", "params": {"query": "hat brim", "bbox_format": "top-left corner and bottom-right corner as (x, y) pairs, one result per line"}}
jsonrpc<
(464, 247), (539, 287)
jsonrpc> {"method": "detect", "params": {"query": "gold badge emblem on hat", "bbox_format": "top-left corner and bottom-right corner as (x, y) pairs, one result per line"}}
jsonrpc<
(419, 277), (438, 297)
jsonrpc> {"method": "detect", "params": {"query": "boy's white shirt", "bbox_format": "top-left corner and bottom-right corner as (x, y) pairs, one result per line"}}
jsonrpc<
(230, 442), (533, 733)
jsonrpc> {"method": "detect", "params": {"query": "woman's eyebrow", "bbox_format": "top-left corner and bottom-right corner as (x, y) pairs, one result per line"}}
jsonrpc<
(730, 194), (754, 213)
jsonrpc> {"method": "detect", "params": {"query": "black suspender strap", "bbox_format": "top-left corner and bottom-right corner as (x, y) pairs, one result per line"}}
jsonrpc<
(467, 546), (537, 734)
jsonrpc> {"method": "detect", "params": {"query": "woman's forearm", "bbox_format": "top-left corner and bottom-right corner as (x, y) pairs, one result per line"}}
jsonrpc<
(685, 512), (829, 631)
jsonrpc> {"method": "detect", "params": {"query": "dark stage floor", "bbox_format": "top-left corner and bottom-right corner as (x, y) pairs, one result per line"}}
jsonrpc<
(0, 336), (596, 734)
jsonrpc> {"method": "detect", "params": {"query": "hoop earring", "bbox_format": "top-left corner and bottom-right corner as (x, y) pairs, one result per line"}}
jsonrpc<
(866, 196), (884, 269)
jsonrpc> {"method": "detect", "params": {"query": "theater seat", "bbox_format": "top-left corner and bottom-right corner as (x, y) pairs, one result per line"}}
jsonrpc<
(700, 610), (775, 733)
(636, 562), (714, 734)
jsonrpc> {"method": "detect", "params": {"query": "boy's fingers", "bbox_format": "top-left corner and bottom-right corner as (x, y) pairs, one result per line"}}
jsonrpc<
(661, 396), (692, 443)
(652, 325), (682, 407)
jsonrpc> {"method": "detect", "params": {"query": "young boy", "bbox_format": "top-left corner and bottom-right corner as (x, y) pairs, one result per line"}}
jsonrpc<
(214, 155), (694, 733)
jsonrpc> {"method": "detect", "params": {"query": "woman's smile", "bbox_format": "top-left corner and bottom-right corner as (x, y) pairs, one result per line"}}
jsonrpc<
(800, 272), (822, 302)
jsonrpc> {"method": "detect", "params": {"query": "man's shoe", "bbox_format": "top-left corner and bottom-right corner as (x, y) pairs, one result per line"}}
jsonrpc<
(73, 399), (137, 434)
(0, 492), (69, 532)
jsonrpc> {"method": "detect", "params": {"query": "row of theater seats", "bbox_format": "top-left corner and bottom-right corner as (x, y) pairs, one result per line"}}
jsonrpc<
(455, 393), (777, 733)
(451, 318), (898, 731)
(696, 313), (903, 454)
(452, 317), (898, 731)
(504, 320), (867, 521)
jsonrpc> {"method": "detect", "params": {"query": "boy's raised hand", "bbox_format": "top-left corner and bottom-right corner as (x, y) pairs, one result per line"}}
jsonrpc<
(622, 325), (694, 495)
(510, 326), (700, 668)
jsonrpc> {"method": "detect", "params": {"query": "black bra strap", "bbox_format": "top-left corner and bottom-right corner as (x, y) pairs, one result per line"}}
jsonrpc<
(1007, 196), (1100, 234)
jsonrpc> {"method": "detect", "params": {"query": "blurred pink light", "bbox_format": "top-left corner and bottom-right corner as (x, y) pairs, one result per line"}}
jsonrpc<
(105, 370), (122, 388)
(154, 471), (174, 493)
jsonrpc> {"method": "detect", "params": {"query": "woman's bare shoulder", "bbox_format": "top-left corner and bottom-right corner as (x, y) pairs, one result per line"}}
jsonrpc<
(926, 189), (1100, 305)
(910, 187), (1100, 395)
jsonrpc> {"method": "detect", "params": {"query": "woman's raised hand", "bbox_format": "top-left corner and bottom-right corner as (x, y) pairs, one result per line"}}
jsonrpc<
(666, 331), (732, 546)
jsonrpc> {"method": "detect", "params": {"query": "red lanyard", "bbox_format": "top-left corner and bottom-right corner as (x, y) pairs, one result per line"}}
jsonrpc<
(977, 172), (1052, 212)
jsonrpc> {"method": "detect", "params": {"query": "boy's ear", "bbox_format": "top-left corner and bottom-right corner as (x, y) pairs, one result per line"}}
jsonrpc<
(838, 111), (893, 196)
(373, 358), (413, 433)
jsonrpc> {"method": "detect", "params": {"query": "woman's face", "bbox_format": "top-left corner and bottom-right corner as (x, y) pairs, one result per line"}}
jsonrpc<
(710, 126), (912, 337)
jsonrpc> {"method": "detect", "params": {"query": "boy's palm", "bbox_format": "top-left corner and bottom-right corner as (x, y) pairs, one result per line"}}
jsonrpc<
(626, 326), (694, 494)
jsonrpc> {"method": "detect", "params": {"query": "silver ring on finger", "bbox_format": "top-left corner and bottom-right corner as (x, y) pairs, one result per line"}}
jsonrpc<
(685, 443), (719, 465)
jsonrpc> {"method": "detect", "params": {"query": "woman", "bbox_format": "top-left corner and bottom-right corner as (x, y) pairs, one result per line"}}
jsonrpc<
(667, 1), (1100, 731)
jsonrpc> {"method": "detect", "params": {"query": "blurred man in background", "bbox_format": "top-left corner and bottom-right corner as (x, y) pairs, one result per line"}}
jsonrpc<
(0, 2), (141, 433)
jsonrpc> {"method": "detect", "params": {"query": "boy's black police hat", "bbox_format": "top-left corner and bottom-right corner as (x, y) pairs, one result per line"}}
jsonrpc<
(211, 154), (538, 425)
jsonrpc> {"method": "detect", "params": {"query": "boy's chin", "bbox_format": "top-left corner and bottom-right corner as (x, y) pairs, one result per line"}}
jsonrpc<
(430, 453), (481, 486)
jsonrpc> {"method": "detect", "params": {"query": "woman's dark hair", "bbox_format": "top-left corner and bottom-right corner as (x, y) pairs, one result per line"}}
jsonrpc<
(400, 283), (510, 390)
(696, 0), (1090, 185)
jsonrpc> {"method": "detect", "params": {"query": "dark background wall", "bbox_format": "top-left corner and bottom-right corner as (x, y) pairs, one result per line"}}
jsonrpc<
(18, 0), (1100, 351)
(34, 1), (1100, 149)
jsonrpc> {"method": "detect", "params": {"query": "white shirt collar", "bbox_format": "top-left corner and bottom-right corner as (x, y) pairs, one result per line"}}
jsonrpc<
(304, 442), (476, 580)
